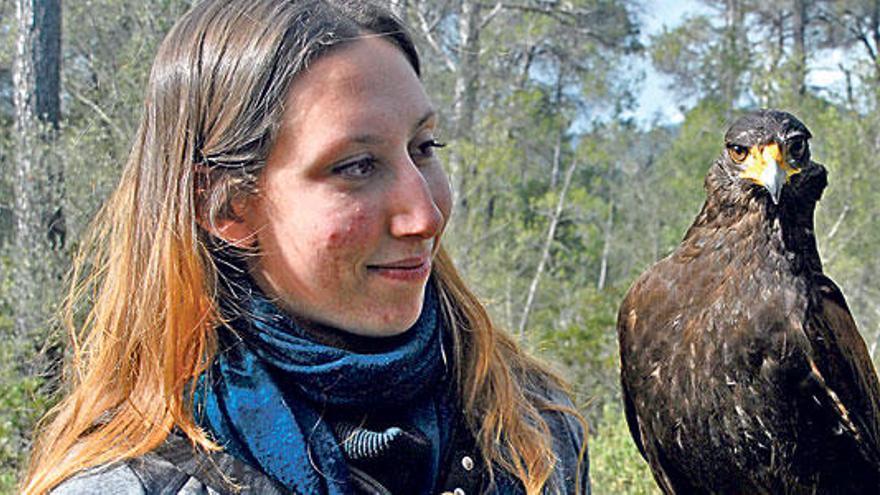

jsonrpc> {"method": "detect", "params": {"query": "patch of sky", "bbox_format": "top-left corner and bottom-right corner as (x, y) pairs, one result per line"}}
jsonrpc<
(634, 1), (870, 123)
(627, 0), (712, 128)
(553, 0), (864, 135)
(568, 0), (712, 133)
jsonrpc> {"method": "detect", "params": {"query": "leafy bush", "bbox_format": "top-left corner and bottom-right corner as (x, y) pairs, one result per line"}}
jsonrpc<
(0, 333), (41, 492)
(590, 402), (660, 494)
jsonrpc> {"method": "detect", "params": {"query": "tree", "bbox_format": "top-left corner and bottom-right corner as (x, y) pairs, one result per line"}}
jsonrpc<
(650, 0), (750, 111)
(404, 0), (640, 235)
(12, 0), (62, 369)
(815, 0), (880, 82)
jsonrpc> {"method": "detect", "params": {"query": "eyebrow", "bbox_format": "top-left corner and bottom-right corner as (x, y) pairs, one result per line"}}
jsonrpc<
(346, 108), (437, 145)
(784, 130), (810, 140)
(414, 109), (437, 132)
(307, 108), (438, 169)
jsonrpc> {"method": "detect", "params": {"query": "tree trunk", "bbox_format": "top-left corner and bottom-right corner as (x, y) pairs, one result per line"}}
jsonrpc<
(792, 0), (807, 95)
(450, 0), (481, 221)
(35, 0), (61, 127)
(597, 200), (614, 290)
(12, 0), (63, 372)
(37, 0), (64, 256)
(721, 0), (743, 112)
(872, 0), (880, 81)
(549, 70), (565, 189)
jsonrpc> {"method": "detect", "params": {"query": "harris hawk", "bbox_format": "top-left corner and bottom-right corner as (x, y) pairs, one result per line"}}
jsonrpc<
(617, 110), (880, 494)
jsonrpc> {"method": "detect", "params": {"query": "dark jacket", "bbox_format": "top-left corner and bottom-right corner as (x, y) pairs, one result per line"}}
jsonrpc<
(52, 392), (589, 495)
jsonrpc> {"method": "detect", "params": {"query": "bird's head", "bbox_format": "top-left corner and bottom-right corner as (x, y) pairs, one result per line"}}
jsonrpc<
(722, 110), (813, 205)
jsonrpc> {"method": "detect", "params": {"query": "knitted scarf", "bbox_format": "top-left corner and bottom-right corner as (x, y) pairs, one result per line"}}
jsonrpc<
(193, 278), (452, 494)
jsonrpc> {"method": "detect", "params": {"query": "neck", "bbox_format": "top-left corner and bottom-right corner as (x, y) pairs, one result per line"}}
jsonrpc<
(289, 314), (412, 353)
(682, 163), (826, 277)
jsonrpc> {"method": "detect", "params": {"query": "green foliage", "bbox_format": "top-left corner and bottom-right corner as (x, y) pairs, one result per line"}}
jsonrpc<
(649, 99), (728, 252)
(590, 402), (660, 494)
(532, 285), (624, 424)
(650, 16), (720, 99)
(650, 13), (750, 106)
(0, 316), (52, 494)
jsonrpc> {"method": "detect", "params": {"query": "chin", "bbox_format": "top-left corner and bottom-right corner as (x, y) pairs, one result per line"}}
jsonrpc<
(369, 313), (423, 337)
(353, 299), (425, 338)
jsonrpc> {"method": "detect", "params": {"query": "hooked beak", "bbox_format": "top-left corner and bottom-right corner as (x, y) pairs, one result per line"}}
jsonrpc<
(739, 142), (800, 204)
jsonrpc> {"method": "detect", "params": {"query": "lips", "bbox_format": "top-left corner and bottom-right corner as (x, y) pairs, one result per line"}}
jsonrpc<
(369, 256), (428, 269)
(367, 256), (432, 281)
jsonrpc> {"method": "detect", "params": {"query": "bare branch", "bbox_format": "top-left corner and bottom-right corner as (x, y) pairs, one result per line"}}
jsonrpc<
(518, 158), (578, 337)
(825, 203), (851, 242)
(414, 6), (456, 72)
(479, 1), (503, 30)
(66, 82), (125, 140)
(815, 7), (879, 66)
(597, 200), (614, 290)
(479, 1), (598, 20)
(476, 1), (621, 47)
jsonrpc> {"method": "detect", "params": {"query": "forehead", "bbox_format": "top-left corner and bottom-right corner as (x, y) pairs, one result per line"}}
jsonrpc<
(281, 37), (430, 138)
(725, 111), (811, 145)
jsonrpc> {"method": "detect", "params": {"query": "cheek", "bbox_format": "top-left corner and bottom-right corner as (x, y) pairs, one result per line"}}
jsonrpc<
(316, 206), (378, 258)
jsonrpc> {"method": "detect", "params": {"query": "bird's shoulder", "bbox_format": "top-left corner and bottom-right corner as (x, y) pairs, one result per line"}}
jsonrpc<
(617, 254), (697, 339)
(619, 256), (673, 311)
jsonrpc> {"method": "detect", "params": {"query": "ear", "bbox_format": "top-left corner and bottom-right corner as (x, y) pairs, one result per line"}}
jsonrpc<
(196, 195), (260, 249)
(207, 215), (258, 248)
(194, 165), (260, 248)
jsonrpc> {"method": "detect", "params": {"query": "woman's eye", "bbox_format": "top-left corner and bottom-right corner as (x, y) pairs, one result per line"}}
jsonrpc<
(413, 139), (446, 160)
(333, 157), (376, 178)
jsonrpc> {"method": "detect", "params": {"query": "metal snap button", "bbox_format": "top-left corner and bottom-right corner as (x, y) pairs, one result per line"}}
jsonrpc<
(461, 455), (474, 471)
(453, 489), (465, 495)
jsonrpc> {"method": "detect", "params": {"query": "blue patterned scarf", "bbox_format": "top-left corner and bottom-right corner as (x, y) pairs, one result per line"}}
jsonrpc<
(193, 278), (452, 494)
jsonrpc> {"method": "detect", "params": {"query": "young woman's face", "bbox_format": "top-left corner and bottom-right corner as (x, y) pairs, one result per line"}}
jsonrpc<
(235, 37), (452, 337)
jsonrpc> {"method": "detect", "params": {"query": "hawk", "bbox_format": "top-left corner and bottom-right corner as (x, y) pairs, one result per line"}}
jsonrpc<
(617, 109), (880, 493)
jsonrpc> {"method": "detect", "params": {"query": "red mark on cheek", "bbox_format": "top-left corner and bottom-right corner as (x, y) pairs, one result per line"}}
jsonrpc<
(323, 210), (371, 249)
(326, 230), (344, 246)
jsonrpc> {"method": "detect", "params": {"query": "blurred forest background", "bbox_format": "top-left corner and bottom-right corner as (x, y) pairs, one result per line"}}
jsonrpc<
(1, 0), (879, 493)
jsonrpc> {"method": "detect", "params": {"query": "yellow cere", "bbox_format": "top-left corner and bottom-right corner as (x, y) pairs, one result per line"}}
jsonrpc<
(739, 142), (800, 186)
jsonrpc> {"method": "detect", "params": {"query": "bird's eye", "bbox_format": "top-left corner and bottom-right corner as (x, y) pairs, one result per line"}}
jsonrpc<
(787, 137), (807, 161)
(727, 144), (748, 163)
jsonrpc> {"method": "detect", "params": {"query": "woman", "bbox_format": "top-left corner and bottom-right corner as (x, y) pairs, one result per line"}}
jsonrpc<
(23, 1), (589, 493)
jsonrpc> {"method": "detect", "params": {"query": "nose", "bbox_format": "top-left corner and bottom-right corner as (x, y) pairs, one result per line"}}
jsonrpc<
(388, 157), (445, 240)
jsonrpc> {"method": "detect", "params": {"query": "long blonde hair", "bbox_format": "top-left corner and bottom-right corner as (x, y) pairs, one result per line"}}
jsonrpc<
(23, 1), (584, 493)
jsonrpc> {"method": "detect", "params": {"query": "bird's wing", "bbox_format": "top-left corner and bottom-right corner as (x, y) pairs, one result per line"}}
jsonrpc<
(804, 273), (880, 465)
(617, 274), (681, 495)
(618, 291), (647, 458)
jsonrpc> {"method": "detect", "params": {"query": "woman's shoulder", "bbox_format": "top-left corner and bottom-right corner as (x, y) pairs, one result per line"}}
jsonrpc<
(50, 456), (224, 495)
(51, 462), (147, 495)
(528, 378), (592, 494)
(525, 377), (586, 436)
(49, 431), (276, 495)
